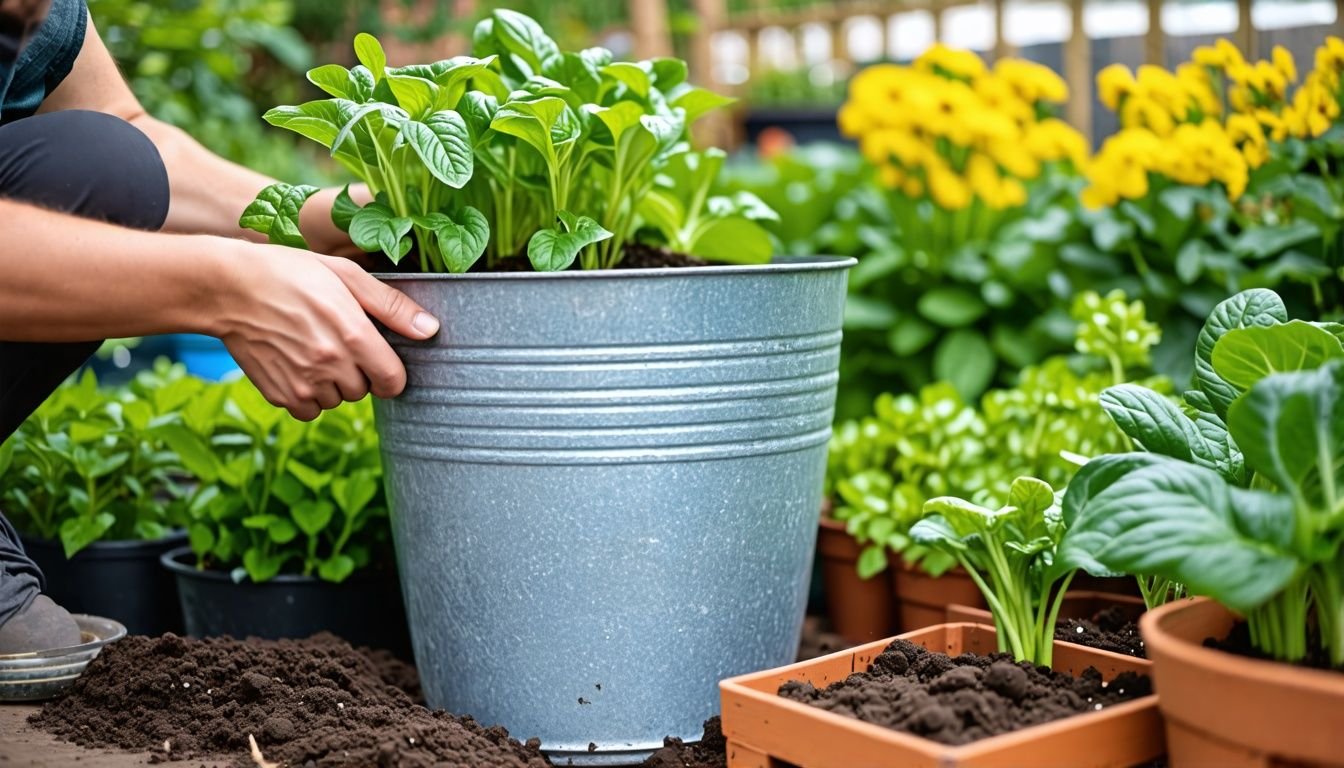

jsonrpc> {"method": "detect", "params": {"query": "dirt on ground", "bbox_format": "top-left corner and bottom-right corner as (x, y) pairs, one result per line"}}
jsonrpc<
(777, 638), (1152, 746)
(1055, 606), (1147, 658)
(639, 718), (726, 768)
(30, 633), (547, 768)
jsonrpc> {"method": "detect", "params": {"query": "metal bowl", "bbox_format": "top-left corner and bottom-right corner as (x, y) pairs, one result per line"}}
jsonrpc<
(0, 615), (126, 701)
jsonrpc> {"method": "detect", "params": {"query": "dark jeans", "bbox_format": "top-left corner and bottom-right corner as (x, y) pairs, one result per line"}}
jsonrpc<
(0, 109), (170, 628)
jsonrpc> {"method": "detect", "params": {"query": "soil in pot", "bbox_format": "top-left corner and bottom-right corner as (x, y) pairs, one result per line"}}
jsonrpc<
(470, 244), (708, 272)
(777, 637), (1153, 745)
(31, 633), (547, 767)
(1207, 620), (1343, 672)
(1055, 607), (1147, 659)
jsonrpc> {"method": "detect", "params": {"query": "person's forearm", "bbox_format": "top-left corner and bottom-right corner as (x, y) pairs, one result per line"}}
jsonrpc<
(0, 199), (239, 341)
(128, 115), (275, 241)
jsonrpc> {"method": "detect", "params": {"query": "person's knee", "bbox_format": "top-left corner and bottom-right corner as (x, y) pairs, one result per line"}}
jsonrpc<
(0, 109), (169, 230)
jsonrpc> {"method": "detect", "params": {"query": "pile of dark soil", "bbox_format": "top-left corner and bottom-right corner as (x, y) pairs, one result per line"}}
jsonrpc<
(1055, 607), (1147, 658)
(31, 633), (547, 768)
(640, 718), (727, 768)
(778, 638), (1152, 745)
(1207, 622), (1344, 672)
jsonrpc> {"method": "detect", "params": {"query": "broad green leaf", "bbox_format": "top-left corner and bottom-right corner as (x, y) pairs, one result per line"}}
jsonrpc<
(1061, 457), (1297, 611)
(934, 329), (995, 401)
(242, 548), (284, 582)
(291, 499), (335, 536)
(353, 33), (387, 80)
(415, 207), (489, 273)
(307, 64), (353, 98)
(888, 316), (937, 356)
(1195, 289), (1288, 419)
(917, 286), (987, 328)
(331, 185), (359, 233)
(601, 62), (650, 98)
(856, 545), (888, 579)
(318, 554), (356, 583)
(1228, 363), (1344, 515)
(688, 217), (772, 265)
(60, 513), (116, 558)
(1100, 384), (1232, 476)
(921, 497), (999, 537)
(187, 523), (215, 555)
(458, 91), (499, 145)
(264, 100), (347, 149)
(649, 57), (688, 88)
(385, 73), (438, 118)
(268, 518), (298, 544)
(636, 188), (685, 240)
(1212, 321), (1344, 391)
(591, 101), (644, 144)
(239, 183), (319, 249)
(527, 212), (613, 271)
(490, 96), (570, 166)
(1231, 220), (1320, 259)
(331, 472), (379, 518)
(349, 202), (413, 263)
(706, 191), (779, 222)
(491, 8), (560, 71)
(1008, 477), (1055, 518)
(908, 515), (971, 551)
(287, 460), (332, 493)
(672, 86), (735, 123)
(154, 423), (220, 483)
(402, 111), (473, 187)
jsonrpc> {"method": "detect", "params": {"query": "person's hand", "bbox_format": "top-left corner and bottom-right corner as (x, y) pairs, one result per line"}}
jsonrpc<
(212, 239), (440, 421)
(299, 184), (374, 262)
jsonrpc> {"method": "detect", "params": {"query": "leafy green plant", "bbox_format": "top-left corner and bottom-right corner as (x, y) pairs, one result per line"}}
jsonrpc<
(241, 9), (770, 272)
(1061, 288), (1344, 665)
(912, 477), (1074, 665)
(0, 364), (205, 557)
(827, 290), (1164, 580)
(161, 380), (388, 584)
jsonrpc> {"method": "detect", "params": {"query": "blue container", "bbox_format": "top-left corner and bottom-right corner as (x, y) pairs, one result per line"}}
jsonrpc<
(169, 334), (239, 380)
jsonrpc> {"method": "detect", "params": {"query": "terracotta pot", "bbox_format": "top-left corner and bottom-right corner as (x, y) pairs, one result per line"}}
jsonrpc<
(721, 622), (1164, 767)
(1141, 597), (1344, 767)
(891, 559), (985, 632)
(946, 591), (1146, 632)
(816, 516), (898, 643)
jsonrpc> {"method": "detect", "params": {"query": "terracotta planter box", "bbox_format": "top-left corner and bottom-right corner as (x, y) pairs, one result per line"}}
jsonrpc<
(946, 591), (1146, 631)
(817, 515), (898, 643)
(721, 622), (1164, 767)
(1142, 597), (1344, 767)
(892, 559), (985, 632)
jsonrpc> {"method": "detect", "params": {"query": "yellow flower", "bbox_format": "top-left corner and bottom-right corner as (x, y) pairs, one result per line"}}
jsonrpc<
(879, 164), (905, 189)
(1023, 118), (1089, 167)
(1097, 64), (1135, 110)
(901, 177), (924, 198)
(1273, 45), (1298, 83)
(927, 161), (973, 210)
(993, 58), (1068, 104)
(1227, 113), (1269, 168)
(915, 43), (987, 82)
(1217, 38), (1246, 69)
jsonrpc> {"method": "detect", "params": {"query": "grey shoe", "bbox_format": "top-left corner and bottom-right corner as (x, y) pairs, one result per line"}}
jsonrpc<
(0, 594), (81, 654)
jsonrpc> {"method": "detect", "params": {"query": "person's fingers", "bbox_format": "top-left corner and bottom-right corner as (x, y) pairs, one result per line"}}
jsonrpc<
(347, 329), (408, 398)
(325, 258), (440, 341)
(313, 382), (342, 411)
(335, 368), (371, 403)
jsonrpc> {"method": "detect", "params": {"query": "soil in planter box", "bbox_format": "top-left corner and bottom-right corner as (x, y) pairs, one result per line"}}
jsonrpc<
(473, 244), (709, 272)
(1054, 607), (1146, 658)
(778, 638), (1152, 746)
(31, 633), (547, 767)
(641, 718), (727, 768)
(1207, 621), (1344, 672)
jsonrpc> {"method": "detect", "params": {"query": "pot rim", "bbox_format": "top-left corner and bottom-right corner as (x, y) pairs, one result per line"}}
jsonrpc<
(372, 255), (855, 282)
(1140, 596), (1344, 691)
(21, 529), (188, 552)
(158, 545), (390, 586)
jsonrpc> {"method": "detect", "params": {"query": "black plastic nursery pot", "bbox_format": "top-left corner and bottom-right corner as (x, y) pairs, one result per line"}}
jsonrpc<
(160, 546), (411, 656)
(21, 531), (186, 636)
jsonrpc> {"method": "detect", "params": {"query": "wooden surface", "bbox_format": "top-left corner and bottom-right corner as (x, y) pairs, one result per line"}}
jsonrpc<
(0, 705), (229, 768)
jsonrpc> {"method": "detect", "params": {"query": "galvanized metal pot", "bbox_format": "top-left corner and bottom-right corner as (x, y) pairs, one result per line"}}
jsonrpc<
(372, 257), (853, 765)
